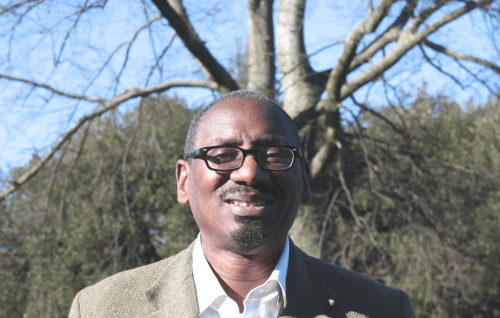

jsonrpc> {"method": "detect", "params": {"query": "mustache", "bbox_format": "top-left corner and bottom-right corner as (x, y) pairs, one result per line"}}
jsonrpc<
(219, 184), (278, 202)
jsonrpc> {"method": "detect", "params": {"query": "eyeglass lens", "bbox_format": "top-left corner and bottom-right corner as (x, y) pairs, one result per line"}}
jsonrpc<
(206, 147), (294, 171)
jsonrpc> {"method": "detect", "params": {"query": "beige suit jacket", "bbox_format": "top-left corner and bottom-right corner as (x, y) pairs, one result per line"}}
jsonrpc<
(69, 240), (415, 318)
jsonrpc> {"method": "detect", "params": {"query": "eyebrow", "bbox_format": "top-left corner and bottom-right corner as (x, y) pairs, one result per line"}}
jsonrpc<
(210, 135), (287, 147)
(210, 138), (239, 147)
(254, 135), (286, 147)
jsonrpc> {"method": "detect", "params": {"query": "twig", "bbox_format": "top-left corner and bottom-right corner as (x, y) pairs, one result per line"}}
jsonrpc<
(113, 14), (162, 94)
(0, 74), (103, 102)
(0, 79), (218, 202)
(317, 188), (341, 258)
(418, 44), (465, 89)
(423, 40), (500, 74)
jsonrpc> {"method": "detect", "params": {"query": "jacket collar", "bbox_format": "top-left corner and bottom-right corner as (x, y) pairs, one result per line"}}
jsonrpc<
(145, 242), (198, 318)
(144, 239), (339, 318)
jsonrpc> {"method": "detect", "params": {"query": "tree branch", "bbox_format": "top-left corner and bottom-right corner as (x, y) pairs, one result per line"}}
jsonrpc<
(0, 79), (218, 202)
(0, 74), (104, 102)
(424, 40), (500, 74)
(113, 14), (162, 94)
(150, 0), (238, 94)
(410, 0), (492, 38)
(308, 1), (493, 190)
(4, 0), (45, 63)
(350, 0), (418, 73)
(311, 0), (399, 185)
(247, 0), (275, 98)
(419, 44), (465, 89)
(336, 0), (493, 102)
(349, 95), (405, 136)
(55, 0), (91, 65)
(455, 58), (499, 96)
(277, 0), (322, 119)
(317, 187), (341, 258)
(145, 34), (177, 86)
(367, 0), (374, 15)
(406, 0), (454, 33)
(326, 0), (398, 108)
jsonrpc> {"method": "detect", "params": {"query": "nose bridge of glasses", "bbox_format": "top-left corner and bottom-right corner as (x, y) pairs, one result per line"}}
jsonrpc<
(240, 148), (262, 168)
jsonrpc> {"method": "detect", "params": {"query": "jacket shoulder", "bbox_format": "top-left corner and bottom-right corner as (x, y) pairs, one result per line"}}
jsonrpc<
(69, 244), (194, 318)
(311, 255), (397, 296)
(298, 248), (415, 318)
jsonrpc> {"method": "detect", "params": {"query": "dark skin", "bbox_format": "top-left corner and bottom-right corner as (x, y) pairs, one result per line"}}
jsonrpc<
(176, 97), (311, 312)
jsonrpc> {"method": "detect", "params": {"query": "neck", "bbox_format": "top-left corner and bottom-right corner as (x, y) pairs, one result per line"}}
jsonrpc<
(200, 238), (285, 313)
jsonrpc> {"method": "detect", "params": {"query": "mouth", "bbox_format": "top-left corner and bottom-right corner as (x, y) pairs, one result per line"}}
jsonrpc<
(226, 199), (270, 207)
(224, 194), (275, 217)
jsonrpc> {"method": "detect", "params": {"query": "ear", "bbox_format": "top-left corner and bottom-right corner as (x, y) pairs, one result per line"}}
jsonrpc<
(300, 158), (312, 203)
(176, 159), (190, 205)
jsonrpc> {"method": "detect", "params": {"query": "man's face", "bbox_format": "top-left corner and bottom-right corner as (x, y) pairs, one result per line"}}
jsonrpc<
(176, 98), (311, 255)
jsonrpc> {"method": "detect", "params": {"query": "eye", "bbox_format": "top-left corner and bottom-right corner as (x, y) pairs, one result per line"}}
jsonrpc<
(264, 148), (288, 162)
(207, 148), (241, 163)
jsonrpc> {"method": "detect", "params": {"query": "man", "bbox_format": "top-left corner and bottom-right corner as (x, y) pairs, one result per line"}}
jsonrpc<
(69, 90), (415, 318)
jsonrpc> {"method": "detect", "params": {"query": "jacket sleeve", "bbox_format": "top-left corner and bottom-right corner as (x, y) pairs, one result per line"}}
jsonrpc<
(400, 291), (416, 318)
(68, 290), (82, 318)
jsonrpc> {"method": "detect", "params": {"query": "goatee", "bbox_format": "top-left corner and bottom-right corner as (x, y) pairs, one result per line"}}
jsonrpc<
(232, 216), (268, 248)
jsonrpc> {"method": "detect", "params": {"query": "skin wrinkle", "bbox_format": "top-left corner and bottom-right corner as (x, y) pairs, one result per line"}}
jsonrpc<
(176, 96), (312, 312)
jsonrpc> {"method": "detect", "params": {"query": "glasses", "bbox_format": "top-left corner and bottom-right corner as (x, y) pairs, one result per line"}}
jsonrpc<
(186, 146), (301, 171)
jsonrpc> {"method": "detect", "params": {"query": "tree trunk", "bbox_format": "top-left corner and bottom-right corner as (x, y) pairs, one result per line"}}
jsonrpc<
(277, 0), (322, 119)
(247, 0), (275, 98)
(289, 204), (319, 256)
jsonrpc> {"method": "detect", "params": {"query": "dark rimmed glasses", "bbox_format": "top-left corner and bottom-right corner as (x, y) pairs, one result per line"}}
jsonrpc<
(186, 146), (301, 171)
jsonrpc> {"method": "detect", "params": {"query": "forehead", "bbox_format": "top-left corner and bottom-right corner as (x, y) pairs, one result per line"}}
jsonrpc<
(195, 98), (297, 148)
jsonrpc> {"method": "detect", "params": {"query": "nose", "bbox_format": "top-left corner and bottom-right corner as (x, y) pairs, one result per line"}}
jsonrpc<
(229, 153), (270, 186)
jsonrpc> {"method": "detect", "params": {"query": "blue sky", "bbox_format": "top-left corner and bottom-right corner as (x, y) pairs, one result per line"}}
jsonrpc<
(0, 0), (498, 179)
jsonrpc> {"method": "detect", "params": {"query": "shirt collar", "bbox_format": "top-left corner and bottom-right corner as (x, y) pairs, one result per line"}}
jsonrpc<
(192, 233), (290, 314)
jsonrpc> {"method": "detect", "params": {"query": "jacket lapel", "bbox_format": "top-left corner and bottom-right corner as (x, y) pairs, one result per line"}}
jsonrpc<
(145, 242), (198, 318)
(282, 240), (339, 317)
(143, 239), (343, 318)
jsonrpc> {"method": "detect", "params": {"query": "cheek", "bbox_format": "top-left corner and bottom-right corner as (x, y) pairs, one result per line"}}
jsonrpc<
(187, 166), (228, 214)
(188, 163), (217, 195)
(274, 171), (302, 200)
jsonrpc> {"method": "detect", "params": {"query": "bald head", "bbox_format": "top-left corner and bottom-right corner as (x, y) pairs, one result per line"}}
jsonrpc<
(184, 90), (301, 160)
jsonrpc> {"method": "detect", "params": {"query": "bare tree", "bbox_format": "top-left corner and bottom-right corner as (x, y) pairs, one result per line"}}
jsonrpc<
(1, 0), (499, 254)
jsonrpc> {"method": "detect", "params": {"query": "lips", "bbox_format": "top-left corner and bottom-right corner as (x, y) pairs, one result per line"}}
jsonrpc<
(224, 193), (275, 217)
(227, 200), (269, 207)
(224, 193), (274, 205)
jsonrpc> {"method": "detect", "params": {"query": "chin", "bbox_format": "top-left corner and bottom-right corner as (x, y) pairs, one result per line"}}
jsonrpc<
(231, 217), (269, 249)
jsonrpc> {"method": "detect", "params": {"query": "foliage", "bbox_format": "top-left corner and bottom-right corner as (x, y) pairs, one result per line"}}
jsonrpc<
(2, 91), (500, 317)
(1, 1), (499, 317)
(314, 91), (500, 318)
(0, 96), (198, 318)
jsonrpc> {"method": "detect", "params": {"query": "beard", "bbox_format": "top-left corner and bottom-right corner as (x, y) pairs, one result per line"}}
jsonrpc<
(232, 216), (268, 248)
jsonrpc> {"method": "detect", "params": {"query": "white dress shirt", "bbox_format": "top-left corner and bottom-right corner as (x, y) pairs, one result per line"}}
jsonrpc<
(192, 234), (289, 318)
